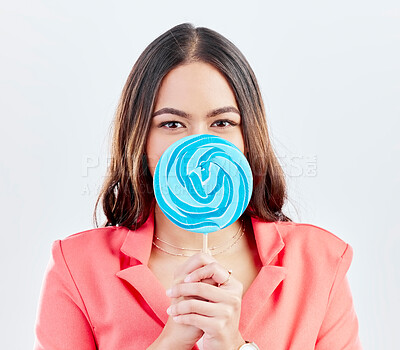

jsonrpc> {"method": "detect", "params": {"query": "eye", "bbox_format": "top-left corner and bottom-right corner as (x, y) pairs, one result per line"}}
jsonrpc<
(158, 121), (184, 129)
(212, 119), (238, 128)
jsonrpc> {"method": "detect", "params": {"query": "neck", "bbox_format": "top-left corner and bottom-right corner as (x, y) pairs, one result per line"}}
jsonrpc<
(152, 202), (244, 255)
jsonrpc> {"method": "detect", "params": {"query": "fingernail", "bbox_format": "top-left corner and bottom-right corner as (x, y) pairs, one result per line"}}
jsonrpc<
(166, 288), (172, 297)
(166, 306), (171, 315)
(184, 274), (191, 282)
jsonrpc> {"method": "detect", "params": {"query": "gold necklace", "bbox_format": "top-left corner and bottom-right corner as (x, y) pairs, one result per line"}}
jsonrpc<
(152, 219), (245, 257)
(155, 219), (244, 251)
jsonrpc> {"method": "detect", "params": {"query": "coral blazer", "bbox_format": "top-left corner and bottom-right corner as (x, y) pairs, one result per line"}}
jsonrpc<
(34, 206), (362, 349)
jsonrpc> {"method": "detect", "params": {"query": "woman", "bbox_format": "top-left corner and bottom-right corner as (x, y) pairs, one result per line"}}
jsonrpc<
(34, 23), (362, 349)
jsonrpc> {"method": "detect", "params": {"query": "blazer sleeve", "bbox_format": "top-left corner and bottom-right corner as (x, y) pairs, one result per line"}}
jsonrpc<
(34, 240), (97, 350)
(315, 244), (362, 350)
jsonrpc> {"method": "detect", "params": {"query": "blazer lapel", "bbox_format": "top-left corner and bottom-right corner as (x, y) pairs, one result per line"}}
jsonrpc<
(239, 217), (287, 337)
(115, 202), (170, 325)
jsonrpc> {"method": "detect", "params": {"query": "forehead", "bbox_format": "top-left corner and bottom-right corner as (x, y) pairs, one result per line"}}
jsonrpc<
(154, 61), (238, 109)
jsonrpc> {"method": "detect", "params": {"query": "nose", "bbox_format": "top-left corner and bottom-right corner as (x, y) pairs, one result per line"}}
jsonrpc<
(189, 123), (209, 136)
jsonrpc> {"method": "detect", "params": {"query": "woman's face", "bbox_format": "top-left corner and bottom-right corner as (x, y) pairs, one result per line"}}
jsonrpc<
(146, 61), (245, 178)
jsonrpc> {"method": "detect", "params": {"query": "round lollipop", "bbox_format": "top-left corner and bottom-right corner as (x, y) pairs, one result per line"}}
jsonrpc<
(153, 134), (253, 252)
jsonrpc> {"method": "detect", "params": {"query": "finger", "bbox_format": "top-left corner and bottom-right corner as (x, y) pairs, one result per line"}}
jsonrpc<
(184, 262), (233, 286)
(172, 314), (222, 335)
(199, 277), (218, 286)
(168, 282), (240, 303)
(173, 252), (217, 282)
(167, 298), (236, 318)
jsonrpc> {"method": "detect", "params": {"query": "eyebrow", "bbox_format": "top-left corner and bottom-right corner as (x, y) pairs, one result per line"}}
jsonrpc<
(152, 106), (240, 119)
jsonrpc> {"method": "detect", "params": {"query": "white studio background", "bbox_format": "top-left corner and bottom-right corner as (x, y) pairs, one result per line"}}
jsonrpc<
(0, 1), (398, 349)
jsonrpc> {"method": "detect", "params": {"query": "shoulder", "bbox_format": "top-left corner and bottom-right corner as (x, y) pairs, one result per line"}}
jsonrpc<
(51, 226), (130, 267)
(41, 227), (133, 320)
(274, 221), (353, 270)
(60, 225), (128, 250)
(276, 221), (352, 256)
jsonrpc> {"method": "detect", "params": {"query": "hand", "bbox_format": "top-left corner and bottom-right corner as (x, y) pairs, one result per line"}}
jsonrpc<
(159, 262), (207, 350)
(166, 252), (245, 350)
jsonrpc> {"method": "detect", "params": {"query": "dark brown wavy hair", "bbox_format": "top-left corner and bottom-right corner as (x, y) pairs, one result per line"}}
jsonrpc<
(93, 22), (292, 230)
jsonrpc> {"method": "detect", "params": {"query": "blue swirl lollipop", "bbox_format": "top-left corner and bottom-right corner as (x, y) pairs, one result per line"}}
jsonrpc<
(153, 134), (253, 234)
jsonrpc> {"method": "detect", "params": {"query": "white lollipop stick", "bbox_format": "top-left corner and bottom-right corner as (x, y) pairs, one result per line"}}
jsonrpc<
(202, 234), (210, 255)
